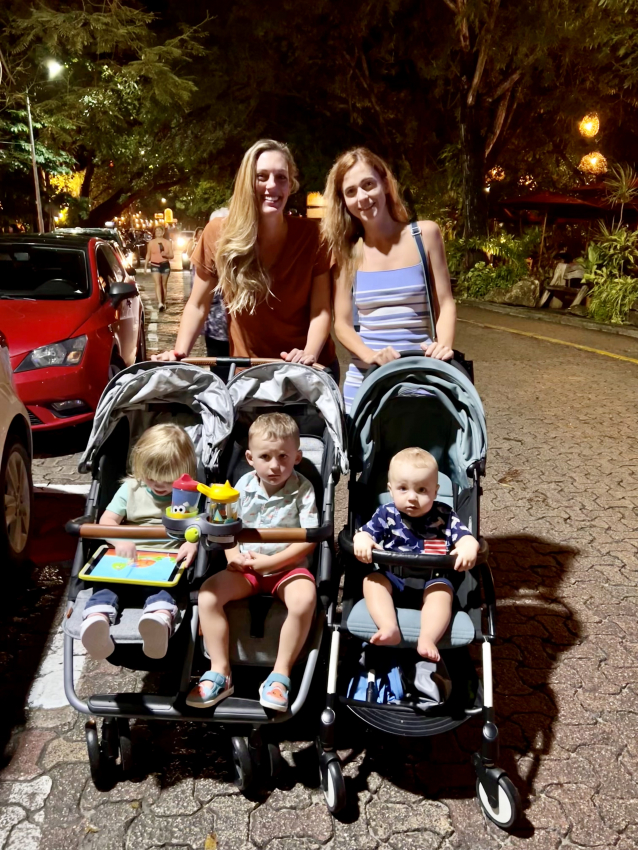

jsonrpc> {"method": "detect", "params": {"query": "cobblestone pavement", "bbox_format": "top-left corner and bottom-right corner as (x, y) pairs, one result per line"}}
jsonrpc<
(1, 287), (638, 849)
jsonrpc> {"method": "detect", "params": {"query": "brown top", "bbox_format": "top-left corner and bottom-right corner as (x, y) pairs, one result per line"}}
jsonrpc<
(191, 216), (336, 366)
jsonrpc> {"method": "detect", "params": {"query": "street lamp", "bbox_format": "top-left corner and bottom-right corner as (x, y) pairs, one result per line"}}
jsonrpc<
(26, 60), (64, 232)
(161, 198), (167, 204)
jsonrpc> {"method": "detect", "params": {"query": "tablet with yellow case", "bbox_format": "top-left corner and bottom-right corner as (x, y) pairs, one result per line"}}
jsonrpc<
(79, 545), (187, 587)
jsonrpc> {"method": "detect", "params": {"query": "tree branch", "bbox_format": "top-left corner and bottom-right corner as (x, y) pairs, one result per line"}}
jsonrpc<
(467, 0), (500, 106)
(488, 49), (540, 102)
(485, 88), (511, 156)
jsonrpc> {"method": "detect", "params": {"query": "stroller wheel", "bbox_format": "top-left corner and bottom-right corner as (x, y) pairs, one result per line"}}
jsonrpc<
(476, 775), (521, 829)
(320, 759), (346, 815)
(85, 720), (112, 791)
(265, 742), (284, 780)
(117, 718), (134, 775)
(231, 736), (253, 792)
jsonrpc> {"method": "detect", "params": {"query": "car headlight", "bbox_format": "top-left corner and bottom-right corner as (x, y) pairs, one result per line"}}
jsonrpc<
(125, 251), (136, 265)
(15, 335), (88, 372)
(177, 237), (186, 247)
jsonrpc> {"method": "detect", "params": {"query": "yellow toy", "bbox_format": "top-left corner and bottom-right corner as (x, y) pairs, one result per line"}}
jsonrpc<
(197, 480), (240, 524)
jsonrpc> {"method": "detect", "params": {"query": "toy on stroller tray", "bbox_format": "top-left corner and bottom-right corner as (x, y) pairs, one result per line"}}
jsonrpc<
(318, 352), (522, 828)
(63, 359), (348, 797)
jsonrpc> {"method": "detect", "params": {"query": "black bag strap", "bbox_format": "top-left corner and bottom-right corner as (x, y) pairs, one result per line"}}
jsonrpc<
(410, 222), (437, 343)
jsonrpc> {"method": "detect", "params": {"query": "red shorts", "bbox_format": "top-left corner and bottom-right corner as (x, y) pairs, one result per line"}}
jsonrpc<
(241, 566), (314, 597)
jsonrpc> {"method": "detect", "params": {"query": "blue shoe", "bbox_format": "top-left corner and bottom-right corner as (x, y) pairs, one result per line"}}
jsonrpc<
(186, 671), (233, 709)
(259, 672), (291, 712)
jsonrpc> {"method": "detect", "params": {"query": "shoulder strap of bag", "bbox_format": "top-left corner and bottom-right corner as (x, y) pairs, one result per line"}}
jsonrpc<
(410, 221), (437, 342)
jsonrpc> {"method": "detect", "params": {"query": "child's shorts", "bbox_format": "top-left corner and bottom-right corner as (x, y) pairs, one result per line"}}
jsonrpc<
(242, 566), (315, 597)
(380, 568), (463, 603)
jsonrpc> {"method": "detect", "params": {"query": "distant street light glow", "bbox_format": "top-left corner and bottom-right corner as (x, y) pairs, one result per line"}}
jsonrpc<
(47, 60), (63, 79)
(161, 198), (167, 204)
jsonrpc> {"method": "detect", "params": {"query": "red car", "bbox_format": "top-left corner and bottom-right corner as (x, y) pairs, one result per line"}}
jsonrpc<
(0, 234), (146, 430)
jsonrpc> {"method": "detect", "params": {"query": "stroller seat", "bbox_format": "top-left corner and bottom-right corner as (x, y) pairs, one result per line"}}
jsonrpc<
(64, 588), (187, 643)
(202, 435), (328, 668)
(346, 601), (475, 649)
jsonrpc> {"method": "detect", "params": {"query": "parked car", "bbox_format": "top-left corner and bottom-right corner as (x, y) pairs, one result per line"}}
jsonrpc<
(0, 330), (32, 562)
(175, 230), (195, 269)
(0, 234), (146, 431)
(55, 227), (137, 275)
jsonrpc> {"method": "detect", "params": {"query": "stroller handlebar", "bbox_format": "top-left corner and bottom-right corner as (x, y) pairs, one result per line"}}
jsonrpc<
(339, 528), (458, 568)
(182, 357), (325, 370)
(65, 518), (333, 544)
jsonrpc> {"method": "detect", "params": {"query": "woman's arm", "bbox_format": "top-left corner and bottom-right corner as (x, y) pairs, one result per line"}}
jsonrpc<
(281, 270), (332, 364)
(151, 269), (215, 360)
(419, 220), (455, 360)
(333, 267), (399, 366)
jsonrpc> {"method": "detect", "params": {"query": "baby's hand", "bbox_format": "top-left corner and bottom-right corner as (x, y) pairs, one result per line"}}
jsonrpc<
(353, 531), (382, 564)
(115, 541), (137, 561)
(177, 541), (198, 568)
(451, 536), (480, 571)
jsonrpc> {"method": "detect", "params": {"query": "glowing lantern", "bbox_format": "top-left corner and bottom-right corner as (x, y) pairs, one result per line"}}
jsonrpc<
(578, 152), (608, 175)
(487, 166), (505, 183)
(164, 207), (174, 224)
(307, 192), (326, 219)
(518, 174), (536, 189)
(579, 113), (600, 138)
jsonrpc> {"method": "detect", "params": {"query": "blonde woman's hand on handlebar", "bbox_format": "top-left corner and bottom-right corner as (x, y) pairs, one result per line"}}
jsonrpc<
(280, 349), (317, 366)
(421, 341), (454, 361)
(364, 346), (400, 367)
(151, 349), (183, 362)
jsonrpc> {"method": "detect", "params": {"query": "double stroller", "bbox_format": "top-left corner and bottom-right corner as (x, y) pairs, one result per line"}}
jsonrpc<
(63, 354), (521, 829)
(63, 359), (346, 792)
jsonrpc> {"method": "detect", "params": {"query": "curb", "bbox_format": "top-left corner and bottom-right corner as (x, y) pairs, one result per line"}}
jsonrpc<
(459, 299), (638, 340)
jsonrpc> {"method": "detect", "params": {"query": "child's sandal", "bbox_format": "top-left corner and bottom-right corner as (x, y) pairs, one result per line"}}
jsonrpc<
(259, 672), (291, 712)
(185, 671), (233, 709)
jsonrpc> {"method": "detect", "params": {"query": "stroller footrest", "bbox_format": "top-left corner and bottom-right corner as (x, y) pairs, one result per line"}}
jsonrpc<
(86, 693), (277, 724)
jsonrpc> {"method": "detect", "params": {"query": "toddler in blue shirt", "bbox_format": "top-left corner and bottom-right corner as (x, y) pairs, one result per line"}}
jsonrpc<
(353, 447), (479, 661)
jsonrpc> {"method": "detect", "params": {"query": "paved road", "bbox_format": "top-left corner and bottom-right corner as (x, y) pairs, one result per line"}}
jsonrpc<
(1, 287), (637, 849)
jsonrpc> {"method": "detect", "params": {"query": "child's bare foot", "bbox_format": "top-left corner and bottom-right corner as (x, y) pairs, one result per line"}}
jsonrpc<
(369, 626), (401, 646)
(417, 636), (440, 661)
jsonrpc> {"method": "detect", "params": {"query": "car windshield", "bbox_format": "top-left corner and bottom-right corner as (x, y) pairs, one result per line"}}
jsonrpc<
(0, 245), (89, 299)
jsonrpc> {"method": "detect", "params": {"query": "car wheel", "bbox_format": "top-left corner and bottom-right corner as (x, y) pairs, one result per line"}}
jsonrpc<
(0, 436), (32, 563)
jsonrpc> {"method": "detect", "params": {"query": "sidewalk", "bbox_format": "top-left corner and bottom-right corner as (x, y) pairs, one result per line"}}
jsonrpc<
(461, 298), (638, 340)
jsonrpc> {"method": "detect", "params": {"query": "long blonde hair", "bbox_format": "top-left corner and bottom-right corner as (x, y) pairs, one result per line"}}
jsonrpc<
(321, 148), (409, 283)
(215, 140), (299, 315)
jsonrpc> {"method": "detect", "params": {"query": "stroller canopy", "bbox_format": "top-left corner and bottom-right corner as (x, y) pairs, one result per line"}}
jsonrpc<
(78, 362), (235, 474)
(228, 363), (348, 474)
(348, 357), (487, 489)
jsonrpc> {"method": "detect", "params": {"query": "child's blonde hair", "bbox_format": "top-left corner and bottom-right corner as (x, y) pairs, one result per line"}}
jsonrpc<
(389, 447), (438, 479)
(130, 424), (197, 483)
(248, 412), (300, 447)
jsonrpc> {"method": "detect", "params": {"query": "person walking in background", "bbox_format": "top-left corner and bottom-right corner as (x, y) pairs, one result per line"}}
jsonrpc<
(152, 139), (336, 377)
(144, 225), (174, 311)
(184, 226), (205, 300)
(322, 147), (456, 412)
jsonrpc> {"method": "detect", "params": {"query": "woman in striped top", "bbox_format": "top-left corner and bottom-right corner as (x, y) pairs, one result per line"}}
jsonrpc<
(322, 149), (456, 412)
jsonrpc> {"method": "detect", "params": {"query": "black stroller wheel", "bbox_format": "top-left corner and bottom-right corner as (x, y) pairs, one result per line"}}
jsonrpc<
(320, 759), (346, 815)
(117, 718), (134, 775)
(476, 775), (521, 829)
(231, 736), (253, 791)
(85, 720), (111, 791)
(265, 742), (284, 780)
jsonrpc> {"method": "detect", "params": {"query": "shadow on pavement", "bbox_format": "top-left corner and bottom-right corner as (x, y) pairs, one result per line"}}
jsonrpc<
(32, 421), (92, 459)
(0, 490), (86, 767)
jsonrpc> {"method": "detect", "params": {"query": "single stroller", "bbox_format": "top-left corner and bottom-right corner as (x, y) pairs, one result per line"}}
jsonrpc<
(318, 353), (522, 828)
(64, 360), (347, 796)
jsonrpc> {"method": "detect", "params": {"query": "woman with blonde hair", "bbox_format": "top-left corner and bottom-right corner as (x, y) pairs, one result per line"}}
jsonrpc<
(153, 140), (335, 373)
(323, 147), (456, 411)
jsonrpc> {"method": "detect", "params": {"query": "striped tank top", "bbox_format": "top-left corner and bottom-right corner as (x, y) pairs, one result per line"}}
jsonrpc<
(342, 263), (433, 413)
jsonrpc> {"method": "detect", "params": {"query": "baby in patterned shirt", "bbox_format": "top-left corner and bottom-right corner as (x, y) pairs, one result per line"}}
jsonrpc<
(353, 448), (479, 661)
(187, 413), (318, 712)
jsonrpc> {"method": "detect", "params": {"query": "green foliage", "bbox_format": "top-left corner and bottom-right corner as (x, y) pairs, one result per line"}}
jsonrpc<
(581, 224), (638, 323)
(448, 229), (540, 299)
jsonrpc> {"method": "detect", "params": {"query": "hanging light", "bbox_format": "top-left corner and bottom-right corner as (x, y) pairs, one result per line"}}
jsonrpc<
(307, 192), (326, 219)
(487, 166), (505, 183)
(578, 151), (608, 175)
(579, 113), (600, 138)
(518, 174), (537, 189)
